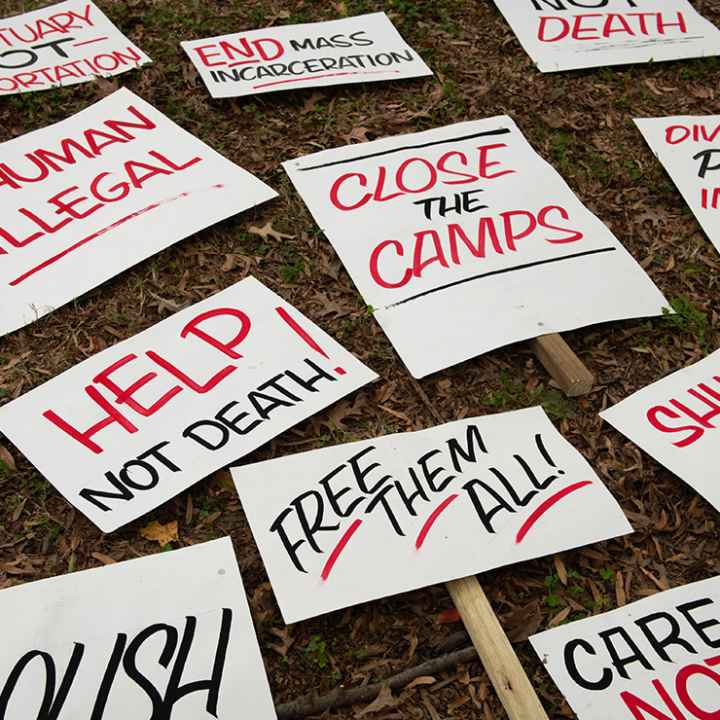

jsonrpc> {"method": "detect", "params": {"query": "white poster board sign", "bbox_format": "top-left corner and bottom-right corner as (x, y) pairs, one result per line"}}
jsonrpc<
(0, 277), (377, 532)
(284, 116), (668, 378)
(636, 115), (720, 255)
(530, 575), (720, 720)
(0, 0), (151, 95)
(0, 87), (277, 338)
(181, 12), (432, 99)
(0, 538), (277, 719)
(601, 349), (720, 513)
(492, 0), (720, 73)
(233, 406), (632, 623)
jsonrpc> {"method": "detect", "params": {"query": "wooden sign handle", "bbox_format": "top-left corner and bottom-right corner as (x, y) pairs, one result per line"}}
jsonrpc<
(446, 576), (549, 720)
(530, 333), (595, 397)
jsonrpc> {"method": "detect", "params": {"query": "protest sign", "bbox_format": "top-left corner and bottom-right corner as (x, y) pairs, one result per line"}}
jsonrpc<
(0, 0), (151, 95)
(283, 116), (669, 378)
(492, 0), (720, 73)
(181, 12), (432, 99)
(636, 115), (720, 255)
(601, 349), (720, 513)
(0, 277), (377, 532)
(232, 406), (632, 624)
(0, 87), (277, 338)
(530, 575), (720, 720)
(0, 537), (277, 719)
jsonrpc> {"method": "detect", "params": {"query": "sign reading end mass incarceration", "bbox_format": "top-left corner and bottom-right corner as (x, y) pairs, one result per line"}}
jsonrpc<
(0, 87), (277, 338)
(601, 349), (720, 513)
(181, 13), (432, 99)
(492, 0), (720, 73)
(0, 0), (150, 95)
(233, 407), (632, 624)
(284, 116), (668, 378)
(0, 538), (277, 719)
(0, 277), (377, 532)
(636, 116), (720, 256)
(530, 575), (720, 720)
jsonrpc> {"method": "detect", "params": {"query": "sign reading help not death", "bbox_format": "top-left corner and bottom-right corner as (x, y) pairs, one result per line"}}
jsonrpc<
(0, 277), (377, 532)
(233, 407), (632, 624)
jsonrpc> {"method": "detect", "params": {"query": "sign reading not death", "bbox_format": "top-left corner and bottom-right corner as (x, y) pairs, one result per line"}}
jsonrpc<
(182, 13), (432, 98)
(601, 349), (720, 513)
(0, 538), (277, 719)
(531, 575), (720, 720)
(0, 0), (151, 95)
(636, 115), (720, 256)
(284, 116), (668, 378)
(493, 0), (720, 73)
(0, 88), (276, 337)
(0, 277), (377, 532)
(233, 407), (632, 623)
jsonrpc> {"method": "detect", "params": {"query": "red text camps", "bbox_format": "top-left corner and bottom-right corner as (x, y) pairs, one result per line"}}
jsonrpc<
(269, 428), (590, 580)
(562, 596), (720, 719)
(646, 374), (720, 448)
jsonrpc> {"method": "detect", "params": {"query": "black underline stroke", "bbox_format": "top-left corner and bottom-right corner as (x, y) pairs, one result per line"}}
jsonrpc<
(297, 128), (512, 171)
(384, 246), (618, 309)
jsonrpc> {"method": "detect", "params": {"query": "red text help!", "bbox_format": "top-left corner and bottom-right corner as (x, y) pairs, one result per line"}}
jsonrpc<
(42, 308), (254, 455)
(646, 375), (720, 448)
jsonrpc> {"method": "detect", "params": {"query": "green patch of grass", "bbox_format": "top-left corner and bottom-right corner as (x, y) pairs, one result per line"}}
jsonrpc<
(663, 296), (709, 349)
(304, 634), (329, 670)
(484, 371), (576, 420)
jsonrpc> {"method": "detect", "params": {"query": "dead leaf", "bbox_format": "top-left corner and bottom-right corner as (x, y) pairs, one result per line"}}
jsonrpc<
(0, 445), (16, 472)
(269, 626), (294, 658)
(91, 552), (116, 565)
(92, 76), (120, 99)
(140, 520), (178, 546)
(343, 126), (373, 144)
(436, 608), (461, 624)
(404, 676), (436, 690)
(248, 221), (294, 243)
(356, 684), (396, 717)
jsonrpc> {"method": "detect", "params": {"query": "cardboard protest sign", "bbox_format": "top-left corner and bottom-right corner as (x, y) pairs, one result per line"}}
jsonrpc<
(0, 537), (277, 719)
(530, 575), (720, 720)
(0, 277), (378, 532)
(283, 116), (669, 378)
(181, 12), (432, 99)
(232, 406), (632, 623)
(0, 0), (151, 95)
(636, 116), (720, 255)
(601, 349), (720, 513)
(0, 87), (277, 338)
(493, 0), (720, 73)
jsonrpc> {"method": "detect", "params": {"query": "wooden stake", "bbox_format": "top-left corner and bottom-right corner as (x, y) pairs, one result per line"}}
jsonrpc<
(446, 576), (549, 720)
(530, 333), (595, 397)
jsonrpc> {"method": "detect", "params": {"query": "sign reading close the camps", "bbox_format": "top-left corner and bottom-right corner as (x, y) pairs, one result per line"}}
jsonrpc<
(0, 277), (377, 532)
(232, 407), (632, 624)
(636, 115), (720, 256)
(181, 12), (432, 99)
(0, 538), (277, 719)
(284, 116), (669, 378)
(601, 349), (720, 513)
(492, 0), (720, 73)
(0, 0), (151, 95)
(530, 575), (720, 720)
(0, 87), (277, 337)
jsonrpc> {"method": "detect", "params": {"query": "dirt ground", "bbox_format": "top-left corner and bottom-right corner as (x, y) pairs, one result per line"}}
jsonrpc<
(1, 0), (720, 718)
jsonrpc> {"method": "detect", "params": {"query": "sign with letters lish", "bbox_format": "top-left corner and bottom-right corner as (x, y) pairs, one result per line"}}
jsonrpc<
(0, 0), (151, 95)
(636, 116), (720, 256)
(284, 116), (669, 378)
(0, 277), (377, 532)
(492, 0), (720, 73)
(601, 349), (720, 513)
(531, 575), (720, 720)
(0, 538), (277, 719)
(182, 13), (432, 99)
(0, 87), (276, 337)
(233, 407), (632, 624)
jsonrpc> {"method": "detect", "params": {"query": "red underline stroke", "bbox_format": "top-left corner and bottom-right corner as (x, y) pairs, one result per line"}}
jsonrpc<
(321, 518), (362, 582)
(73, 36), (109, 47)
(253, 70), (400, 89)
(515, 481), (593, 544)
(415, 494), (459, 550)
(9, 185), (225, 287)
(227, 59), (261, 68)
